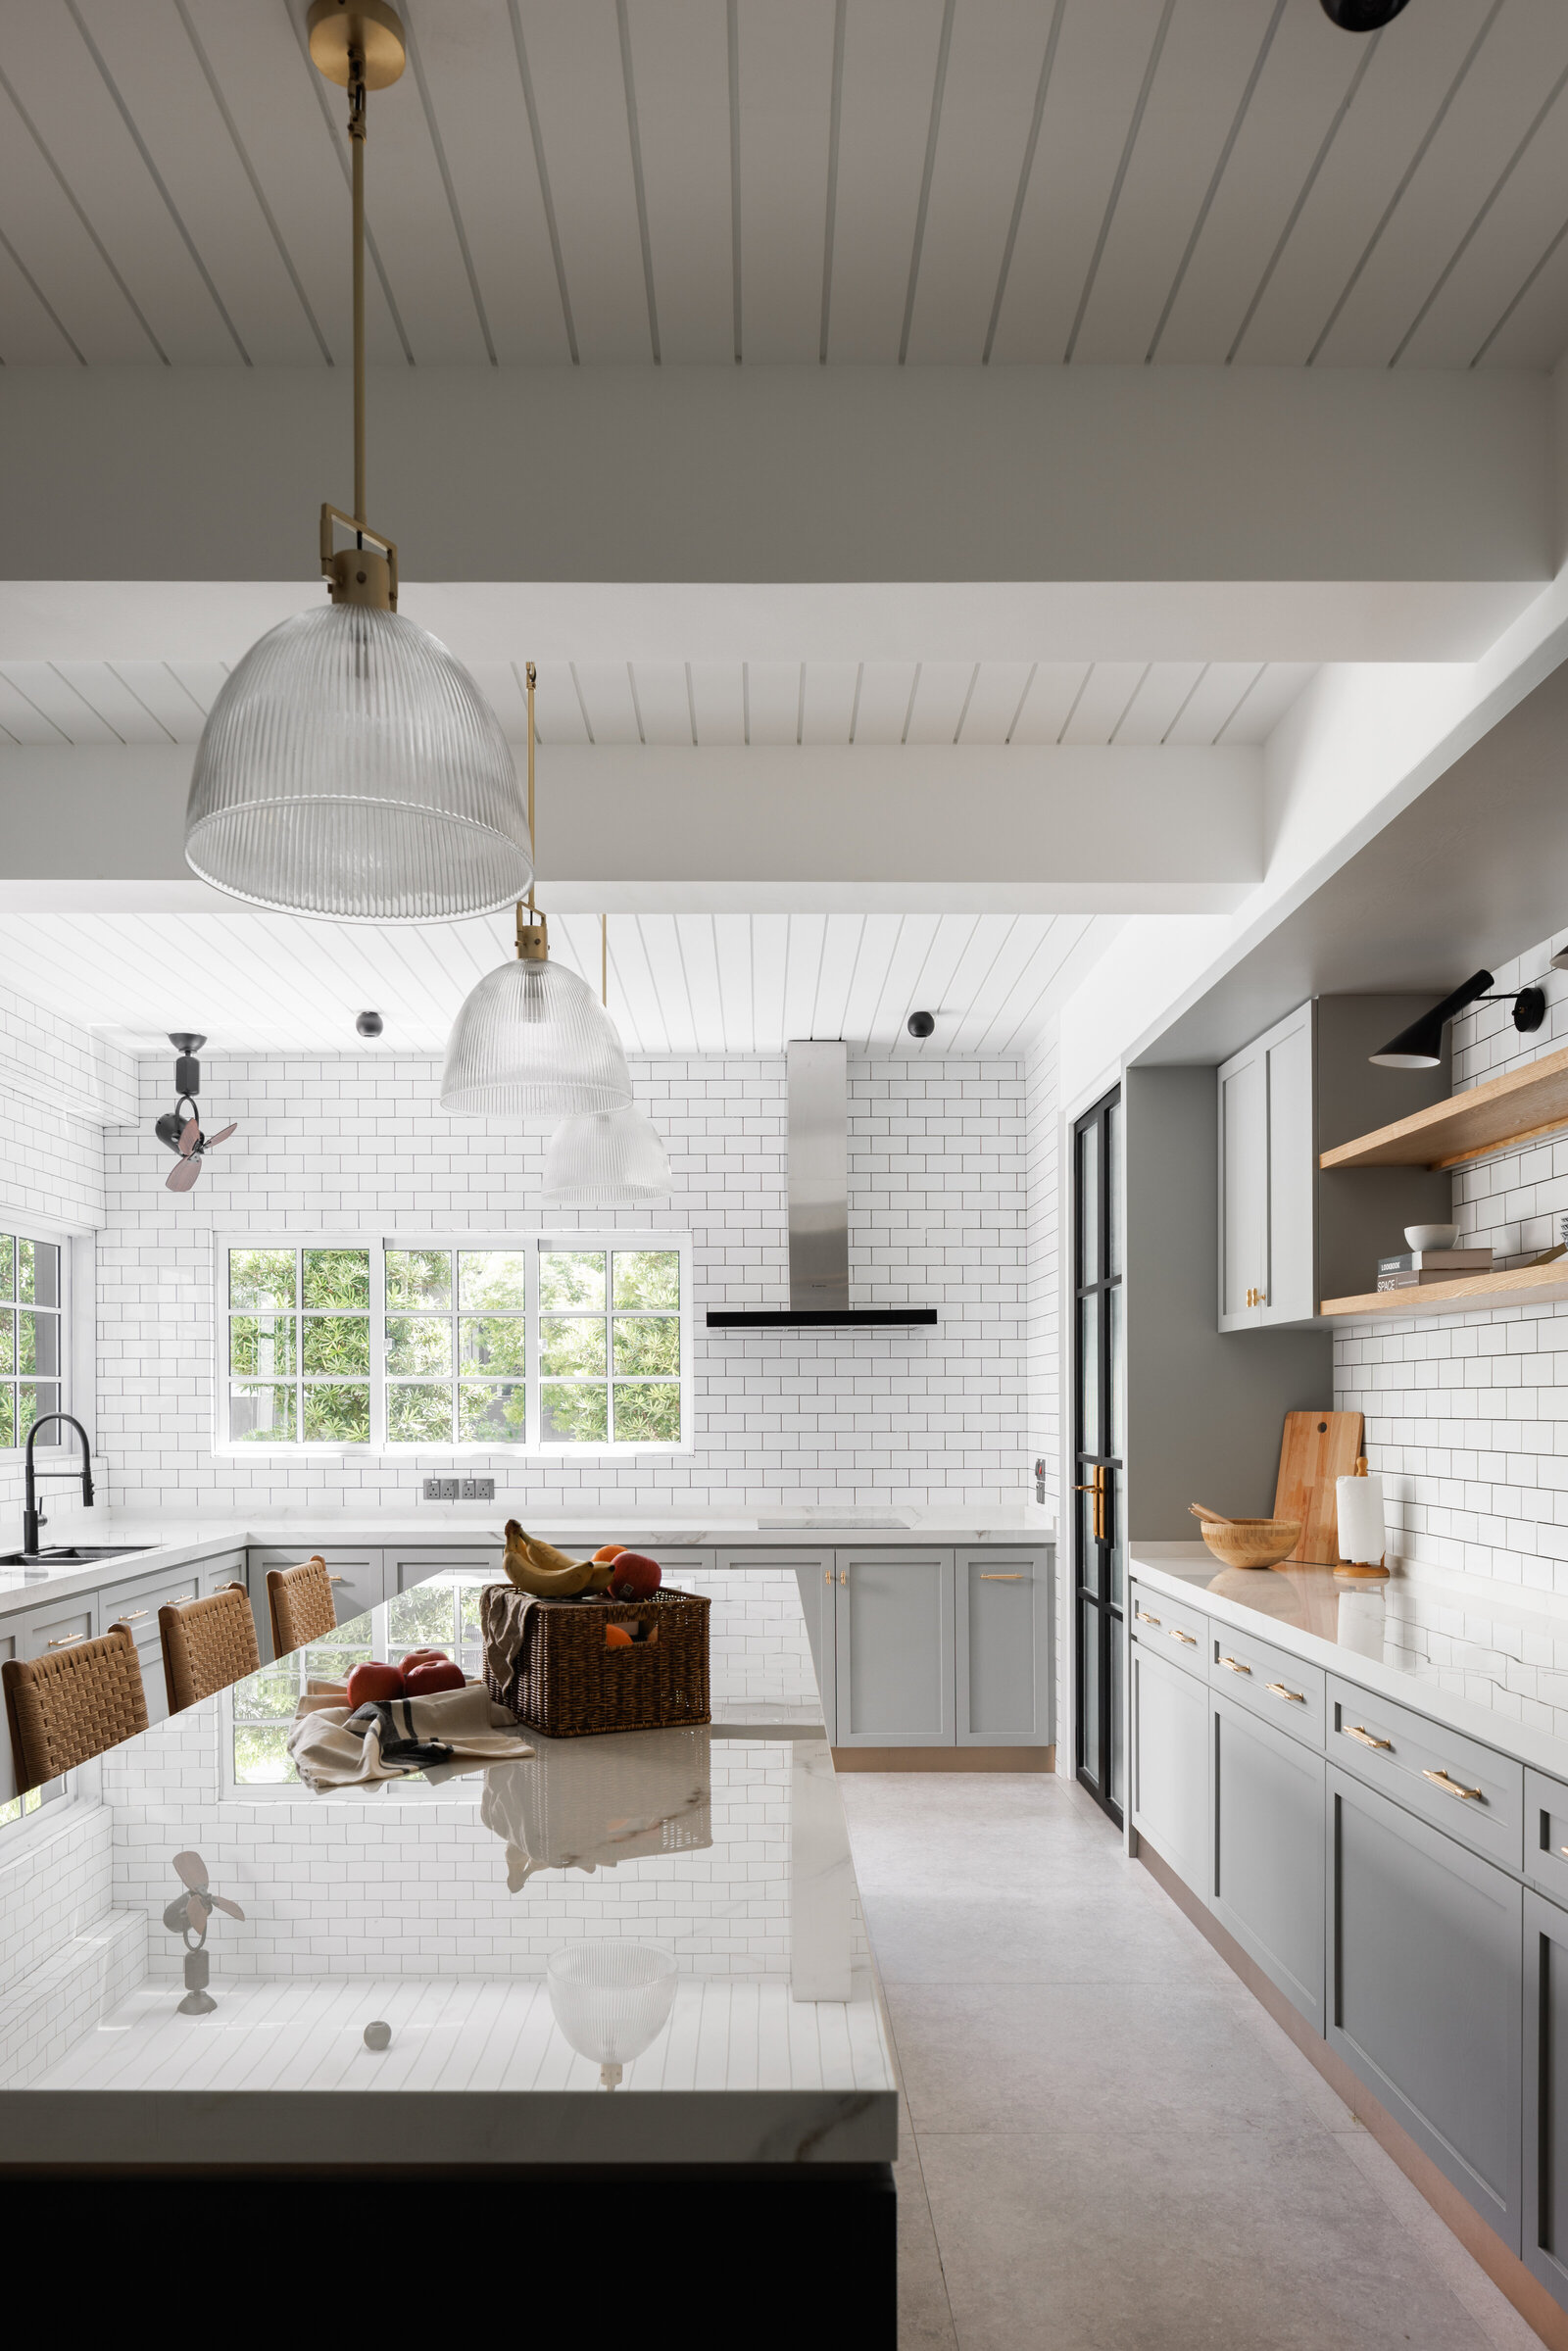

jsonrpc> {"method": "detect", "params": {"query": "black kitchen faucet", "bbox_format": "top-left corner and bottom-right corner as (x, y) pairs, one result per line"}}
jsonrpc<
(24, 1412), (95, 1556)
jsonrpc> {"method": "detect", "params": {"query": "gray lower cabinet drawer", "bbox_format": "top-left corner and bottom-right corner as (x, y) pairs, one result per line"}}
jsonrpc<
(1129, 1579), (1206, 1678)
(1524, 1889), (1568, 2301)
(1207, 1622), (1324, 1747)
(1329, 1764), (1521, 2249)
(19, 1592), (100, 1660)
(1130, 1635), (1210, 1892)
(1326, 1675), (1522, 1872)
(1525, 1770), (1568, 1907)
(1210, 1687), (1325, 2030)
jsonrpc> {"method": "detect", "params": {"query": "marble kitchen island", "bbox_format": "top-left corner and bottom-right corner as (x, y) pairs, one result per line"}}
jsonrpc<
(0, 1562), (897, 2335)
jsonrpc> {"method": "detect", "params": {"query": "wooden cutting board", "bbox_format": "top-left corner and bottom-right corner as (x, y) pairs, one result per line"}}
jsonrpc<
(1273, 1410), (1364, 1565)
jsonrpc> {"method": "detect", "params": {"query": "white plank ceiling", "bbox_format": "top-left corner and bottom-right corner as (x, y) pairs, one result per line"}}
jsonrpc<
(0, 906), (1116, 1059)
(2, 1), (1568, 372)
(0, 654), (1316, 748)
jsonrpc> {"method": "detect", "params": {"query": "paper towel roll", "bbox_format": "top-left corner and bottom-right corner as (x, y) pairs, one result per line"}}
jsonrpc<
(1337, 1472), (1386, 1566)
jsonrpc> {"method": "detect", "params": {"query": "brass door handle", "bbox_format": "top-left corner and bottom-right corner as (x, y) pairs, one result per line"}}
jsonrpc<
(1074, 1465), (1109, 1542)
(979, 1573), (1024, 1582)
(1423, 1768), (1483, 1803)
(1169, 1628), (1197, 1647)
(1266, 1682), (1306, 1704)
(1344, 1724), (1393, 1750)
(1218, 1656), (1250, 1675)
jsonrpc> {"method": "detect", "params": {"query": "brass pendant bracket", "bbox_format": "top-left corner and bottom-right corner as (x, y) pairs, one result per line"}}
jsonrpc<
(307, 0), (407, 90)
(321, 505), (397, 611)
(515, 905), (549, 963)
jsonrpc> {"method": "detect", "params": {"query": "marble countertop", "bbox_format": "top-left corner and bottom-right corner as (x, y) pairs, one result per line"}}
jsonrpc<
(0, 1563), (897, 2167)
(1132, 1542), (1568, 1784)
(0, 1509), (1054, 1615)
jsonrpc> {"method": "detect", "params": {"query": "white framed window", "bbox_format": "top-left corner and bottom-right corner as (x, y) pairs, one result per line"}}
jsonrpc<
(219, 1233), (690, 1455)
(0, 1220), (71, 1455)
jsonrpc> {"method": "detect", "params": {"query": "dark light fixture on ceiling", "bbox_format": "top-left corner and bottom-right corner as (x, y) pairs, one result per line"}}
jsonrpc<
(1369, 971), (1545, 1069)
(1319, 0), (1411, 28)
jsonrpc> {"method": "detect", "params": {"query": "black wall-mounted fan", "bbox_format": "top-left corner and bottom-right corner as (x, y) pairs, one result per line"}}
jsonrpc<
(154, 1032), (237, 1192)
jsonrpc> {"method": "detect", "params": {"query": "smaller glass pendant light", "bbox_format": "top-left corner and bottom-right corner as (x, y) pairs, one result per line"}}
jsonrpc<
(540, 919), (673, 1201)
(441, 674), (634, 1119)
(184, 1), (531, 922)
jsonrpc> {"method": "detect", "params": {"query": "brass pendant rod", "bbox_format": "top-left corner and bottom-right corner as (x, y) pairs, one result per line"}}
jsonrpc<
(349, 50), (368, 530)
(526, 661), (537, 912)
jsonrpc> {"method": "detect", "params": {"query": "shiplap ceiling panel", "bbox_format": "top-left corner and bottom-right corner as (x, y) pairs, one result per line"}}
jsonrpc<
(989, 0), (1173, 366)
(1010, 663), (1089, 746)
(1110, 662), (1206, 749)
(1220, 660), (1318, 742)
(851, 663), (919, 746)
(530, 664), (590, 746)
(811, 914), (867, 1044)
(573, 661), (642, 745)
(623, 0), (734, 364)
(905, 663), (977, 747)
(779, 910), (827, 1043)
(674, 912), (728, 1053)
(164, 661), (228, 714)
(840, 911), (906, 1047)
(2, 662), (118, 744)
(957, 662), (1033, 745)
(633, 663), (696, 747)
(689, 662), (747, 747)
(50, 661), (177, 745)
(861, 912), (941, 1050)
(734, 0), (837, 363)
(404, 0), (575, 364)
(1163, 660), (1265, 745)
(801, 663), (861, 747)
(746, 661), (803, 747)
(824, 0), (950, 363)
(712, 911), (755, 1053)
(0, 203), (83, 365)
(0, 68), (154, 363)
(518, 0), (652, 364)
(1059, 661), (1147, 747)
(466, 663), (531, 741)
(749, 914), (790, 1059)
(1312, 0), (1568, 369)
(104, 662), (209, 742)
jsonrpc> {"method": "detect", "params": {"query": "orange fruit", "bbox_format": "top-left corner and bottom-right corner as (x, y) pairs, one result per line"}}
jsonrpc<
(593, 1543), (626, 1563)
(604, 1622), (633, 1648)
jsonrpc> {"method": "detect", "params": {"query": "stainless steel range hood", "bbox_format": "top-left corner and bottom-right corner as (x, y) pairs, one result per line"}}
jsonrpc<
(707, 1041), (938, 1330)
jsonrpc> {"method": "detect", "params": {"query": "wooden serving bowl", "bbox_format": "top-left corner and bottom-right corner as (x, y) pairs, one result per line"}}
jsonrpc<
(1198, 1518), (1300, 1571)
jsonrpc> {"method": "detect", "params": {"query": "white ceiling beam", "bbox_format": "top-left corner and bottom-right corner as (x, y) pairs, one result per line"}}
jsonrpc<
(0, 741), (1259, 914)
(0, 362), (1547, 645)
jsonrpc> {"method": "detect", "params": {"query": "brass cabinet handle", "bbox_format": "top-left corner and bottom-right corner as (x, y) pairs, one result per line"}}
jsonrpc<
(328, 1576), (349, 1585)
(1169, 1627), (1198, 1647)
(175, 1593), (194, 1603)
(838, 1569), (848, 1585)
(979, 1573), (1024, 1582)
(1218, 1655), (1250, 1675)
(1344, 1724), (1393, 1750)
(46, 1633), (89, 1648)
(1244, 1286), (1268, 1308)
(824, 1569), (832, 1585)
(1423, 1767), (1484, 1803)
(1135, 1608), (1160, 1628)
(116, 1608), (147, 1622)
(1266, 1682), (1306, 1704)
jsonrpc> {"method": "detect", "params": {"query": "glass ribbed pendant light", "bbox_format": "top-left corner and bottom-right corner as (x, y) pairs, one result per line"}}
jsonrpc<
(441, 684), (634, 1119)
(540, 918), (673, 1200)
(184, 1), (531, 923)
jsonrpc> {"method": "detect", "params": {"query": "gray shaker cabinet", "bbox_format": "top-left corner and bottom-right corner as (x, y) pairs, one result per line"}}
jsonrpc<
(1217, 1002), (1314, 1330)
(1328, 1764), (1522, 2249)
(833, 1549), (955, 1747)
(956, 1549), (1051, 1746)
(1524, 1889), (1568, 2301)
(1209, 1686), (1325, 2031)
(1130, 1634), (1210, 1891)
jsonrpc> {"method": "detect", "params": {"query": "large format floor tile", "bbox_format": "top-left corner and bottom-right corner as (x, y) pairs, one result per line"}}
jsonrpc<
(838, 1771), (1545, 2351)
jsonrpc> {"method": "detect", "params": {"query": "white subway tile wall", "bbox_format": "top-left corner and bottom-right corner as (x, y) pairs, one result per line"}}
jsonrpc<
(1335, 928), (1568, 1693)
(94, 1053), (1032, 1516)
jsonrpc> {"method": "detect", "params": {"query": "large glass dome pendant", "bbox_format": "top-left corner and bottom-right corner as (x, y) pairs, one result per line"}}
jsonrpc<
(540, 1107), (673, 1204)
(183, 1), (531, 923)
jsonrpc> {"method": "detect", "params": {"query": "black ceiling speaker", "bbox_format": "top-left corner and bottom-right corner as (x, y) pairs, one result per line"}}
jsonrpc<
(906, 1010), (935, 1039)
(1319, 0), (1411, 28)
(356, 1009), (384, 1038)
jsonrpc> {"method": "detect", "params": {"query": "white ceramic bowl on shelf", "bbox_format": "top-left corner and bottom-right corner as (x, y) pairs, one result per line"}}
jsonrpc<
(1404, 1223), (1458, 1251)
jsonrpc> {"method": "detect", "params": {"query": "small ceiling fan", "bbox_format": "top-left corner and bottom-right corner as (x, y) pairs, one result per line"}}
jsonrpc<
(153, 1032), (237, 1193)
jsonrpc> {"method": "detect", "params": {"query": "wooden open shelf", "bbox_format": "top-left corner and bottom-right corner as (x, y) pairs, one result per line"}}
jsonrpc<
(1321, 1261), (1568, 1319)
(1319, 1042), (1568, 1172)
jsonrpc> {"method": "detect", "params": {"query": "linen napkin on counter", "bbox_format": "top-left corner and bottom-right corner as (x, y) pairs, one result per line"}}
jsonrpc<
(287, 1679), (533, 1791)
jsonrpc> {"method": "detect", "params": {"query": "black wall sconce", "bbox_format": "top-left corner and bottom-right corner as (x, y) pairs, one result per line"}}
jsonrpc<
(1370, 970), (1545, 1069)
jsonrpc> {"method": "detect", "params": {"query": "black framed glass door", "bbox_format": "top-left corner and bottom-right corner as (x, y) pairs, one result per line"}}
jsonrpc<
(1074, 1087), (1124, 1824)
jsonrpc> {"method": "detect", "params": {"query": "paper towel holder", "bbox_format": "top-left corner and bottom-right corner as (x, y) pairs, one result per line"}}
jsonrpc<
(1336, 1455), (1390, 1582)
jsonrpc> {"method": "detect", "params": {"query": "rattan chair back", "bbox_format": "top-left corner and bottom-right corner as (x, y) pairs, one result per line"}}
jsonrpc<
(159, 1583), (260, 1713)
(2, 1623), (149, 1795)
(266, 1555), (336, 1658)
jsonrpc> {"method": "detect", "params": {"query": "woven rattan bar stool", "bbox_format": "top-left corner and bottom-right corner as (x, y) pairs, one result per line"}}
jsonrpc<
(2, 1622), (149, 1795)
(266, 1555), (336, 1659)
(159, 1583), (260, 1713)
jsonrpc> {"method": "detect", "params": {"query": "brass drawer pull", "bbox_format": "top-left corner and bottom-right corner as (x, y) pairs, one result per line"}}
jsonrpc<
(1344, 1724), (1393, 1751)
(46, 1633), (88, 1648)
(1423, 1767), (1484, 1803)
(1218, 1655), (1250, 1675)
(175, 1593), (194, 1603)
(1266, 1682), (1306, 1704)
(979, 1573), (1024, 1582)
(116, 1608), (147, 1622)
(328, 1576), (349, 1585)
(1169, 1627), (1198, 1646)
(1136, 1608), (1161, 1628)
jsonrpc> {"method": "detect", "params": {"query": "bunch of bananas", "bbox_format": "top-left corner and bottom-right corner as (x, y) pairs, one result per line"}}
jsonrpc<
(500, 1521), (616, 1598)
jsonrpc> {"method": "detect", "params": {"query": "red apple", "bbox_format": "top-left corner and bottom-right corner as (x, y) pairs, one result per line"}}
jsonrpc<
(399, 1647), (449, 1671)
(404, 1657), (466, 1697)
(347, 1659), (404, 1706)
(609, 1550), (661, 1598)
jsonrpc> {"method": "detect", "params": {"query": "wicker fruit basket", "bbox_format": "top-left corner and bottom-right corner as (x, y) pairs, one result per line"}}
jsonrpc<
(481, 1583), (710, 1739)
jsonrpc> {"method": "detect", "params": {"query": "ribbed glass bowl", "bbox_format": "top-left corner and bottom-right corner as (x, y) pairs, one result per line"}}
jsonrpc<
(441, 955), (633, 1118)
(547, 1941), (678, 2075)
(540, 1106), (672, 1202)
(185, 603), (532, 920)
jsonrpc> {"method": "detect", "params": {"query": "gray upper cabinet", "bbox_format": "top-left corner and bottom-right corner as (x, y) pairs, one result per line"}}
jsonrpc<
(1328, 1763), (1522, 2250)
(956, 1550), (1050, 1746)
(1130, 1634), (1210, 1890)
(1218, 1037), (1266, 1330)
(1210, 1687), (1325, 2030)
(833, 1549), (955, 1747)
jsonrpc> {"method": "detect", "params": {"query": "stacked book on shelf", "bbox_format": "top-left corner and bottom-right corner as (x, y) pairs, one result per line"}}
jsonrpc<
(1376, 1248), (1493, 1292)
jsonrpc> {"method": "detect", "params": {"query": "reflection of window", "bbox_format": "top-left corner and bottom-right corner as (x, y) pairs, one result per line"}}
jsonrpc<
(229, 1578), (492, 1786)
(220, 1236), (687, 1450)
(0, 1229), (66, 1454)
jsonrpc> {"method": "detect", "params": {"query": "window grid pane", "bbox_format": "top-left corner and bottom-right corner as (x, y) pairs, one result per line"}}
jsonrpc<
(1, 1235), (64, 1452)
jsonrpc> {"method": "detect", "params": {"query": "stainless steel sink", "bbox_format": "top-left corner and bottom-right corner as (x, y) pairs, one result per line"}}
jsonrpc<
(0, 1543), (157, 1572)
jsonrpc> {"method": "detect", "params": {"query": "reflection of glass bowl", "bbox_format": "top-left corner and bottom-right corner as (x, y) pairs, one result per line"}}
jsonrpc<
(1204, 1566), (1306, 1623)
(547, 1941), (677, 2087)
